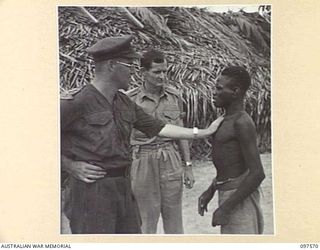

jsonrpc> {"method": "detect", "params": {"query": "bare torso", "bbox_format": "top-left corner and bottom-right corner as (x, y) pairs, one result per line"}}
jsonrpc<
(211, 111), (249, 181)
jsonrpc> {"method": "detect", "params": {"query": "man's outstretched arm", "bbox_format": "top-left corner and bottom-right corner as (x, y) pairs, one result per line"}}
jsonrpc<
(158, 116), (224, 139)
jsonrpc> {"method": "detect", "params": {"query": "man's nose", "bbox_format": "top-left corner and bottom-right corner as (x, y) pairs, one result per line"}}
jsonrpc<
(212, 88), (217, 96)
(159, 72), (166, 79)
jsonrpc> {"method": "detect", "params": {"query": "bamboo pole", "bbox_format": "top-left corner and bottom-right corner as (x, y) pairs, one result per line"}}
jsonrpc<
(121, 7), (144, 29)
(79, 7), (99, 24)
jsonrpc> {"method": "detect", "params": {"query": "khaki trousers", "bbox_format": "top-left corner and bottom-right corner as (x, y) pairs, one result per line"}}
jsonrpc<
(131, 142), (184, 234)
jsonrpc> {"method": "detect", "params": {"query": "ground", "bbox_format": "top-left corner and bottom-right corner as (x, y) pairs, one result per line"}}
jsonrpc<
(61, 153), (273, 234)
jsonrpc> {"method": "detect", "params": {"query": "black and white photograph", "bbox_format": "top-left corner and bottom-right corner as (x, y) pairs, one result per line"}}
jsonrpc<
(58, 5), (273, 235)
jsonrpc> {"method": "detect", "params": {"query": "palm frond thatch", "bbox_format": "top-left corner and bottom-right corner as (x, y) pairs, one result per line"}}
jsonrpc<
(58, 6), (271, 158)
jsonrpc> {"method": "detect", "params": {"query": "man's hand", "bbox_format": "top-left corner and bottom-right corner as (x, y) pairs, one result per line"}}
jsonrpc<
(208, 116), (224, 134)
(212, 206), (231, 227)
(183, 167), (195, 189)
(68, 161), (106, 183)
(198, 185), (216, 216)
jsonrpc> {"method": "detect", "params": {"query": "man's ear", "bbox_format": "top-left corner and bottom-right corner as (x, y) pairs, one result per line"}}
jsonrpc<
(106, 60), (116, 72)
(141, 68), (147, 77)
(233, 87), (241, 97)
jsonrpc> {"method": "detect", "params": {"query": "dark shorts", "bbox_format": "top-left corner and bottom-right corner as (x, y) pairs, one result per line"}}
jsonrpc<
(65, 176), (141, 234)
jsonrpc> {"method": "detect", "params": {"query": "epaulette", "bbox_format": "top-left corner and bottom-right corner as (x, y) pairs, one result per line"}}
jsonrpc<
(60, 92), (74, 100)
(60, 87), (83, 100)
(125, 87), (140, 97)
(118, 89), (127, 94)
(165, 86), (181, 97)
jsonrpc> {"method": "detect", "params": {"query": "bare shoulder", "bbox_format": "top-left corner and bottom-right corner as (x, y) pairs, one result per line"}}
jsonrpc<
(234, 111), (256, 133)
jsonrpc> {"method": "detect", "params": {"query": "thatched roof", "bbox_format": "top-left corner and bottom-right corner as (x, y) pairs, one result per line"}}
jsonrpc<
(58, 6), (271, 157)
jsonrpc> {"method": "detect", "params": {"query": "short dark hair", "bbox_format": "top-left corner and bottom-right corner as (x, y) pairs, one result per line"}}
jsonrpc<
(141, 50), (165, 70)
(221, 66), (251, 92)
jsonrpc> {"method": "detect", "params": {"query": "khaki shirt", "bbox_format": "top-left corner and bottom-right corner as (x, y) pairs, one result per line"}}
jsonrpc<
(127, 84), (184, 145)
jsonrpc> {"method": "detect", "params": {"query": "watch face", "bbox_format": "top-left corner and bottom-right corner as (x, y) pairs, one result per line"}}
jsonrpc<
(193, 127), (199, 136)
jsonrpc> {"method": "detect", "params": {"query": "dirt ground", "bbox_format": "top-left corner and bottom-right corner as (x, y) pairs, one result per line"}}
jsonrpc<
(61, 153), (273, 234)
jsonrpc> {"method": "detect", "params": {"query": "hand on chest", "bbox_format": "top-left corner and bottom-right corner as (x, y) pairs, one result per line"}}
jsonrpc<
(213, 120), (238, 144)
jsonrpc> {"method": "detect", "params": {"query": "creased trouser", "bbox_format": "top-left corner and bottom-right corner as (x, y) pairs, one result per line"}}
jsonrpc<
(64, 176), (141, 234)
(218, 171), (264, 234)
(131, 142), (184, 234)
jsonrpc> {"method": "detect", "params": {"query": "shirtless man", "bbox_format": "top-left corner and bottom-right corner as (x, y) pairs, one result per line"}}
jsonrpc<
(198, 66), (265, 234)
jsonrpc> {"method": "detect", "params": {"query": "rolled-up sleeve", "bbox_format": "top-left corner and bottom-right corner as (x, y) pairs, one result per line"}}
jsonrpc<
(133, 103), (166, 138)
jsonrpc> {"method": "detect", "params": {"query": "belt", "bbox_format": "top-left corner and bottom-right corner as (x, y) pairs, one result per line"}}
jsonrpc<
(133, 141), (176, 161)
(87, 161), (129, 178)
(136, 141), (174, 150)
(104, 167), (128, 178)
(216, 170), (249, 191)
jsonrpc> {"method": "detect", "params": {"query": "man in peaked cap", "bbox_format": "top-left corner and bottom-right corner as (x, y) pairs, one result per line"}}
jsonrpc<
(60, 35), (224, 234)
(86, 35), (138, 62)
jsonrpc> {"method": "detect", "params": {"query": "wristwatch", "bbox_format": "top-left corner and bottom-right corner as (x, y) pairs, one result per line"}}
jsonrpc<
(185, 161), (192, 167)
(193, 127), (198, 138)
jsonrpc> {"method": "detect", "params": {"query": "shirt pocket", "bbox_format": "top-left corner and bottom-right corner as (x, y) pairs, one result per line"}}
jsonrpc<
(83, 111), (114, 152)
(85, 111), (113, 125)
(162, 110), (181, 125)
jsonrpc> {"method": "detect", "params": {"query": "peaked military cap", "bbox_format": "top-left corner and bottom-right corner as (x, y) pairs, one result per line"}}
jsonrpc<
(86, 35), (139, 62)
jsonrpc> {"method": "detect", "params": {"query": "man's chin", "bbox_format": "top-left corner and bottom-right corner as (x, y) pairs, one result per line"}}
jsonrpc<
(213, 101), (222, 108)
(120, 82), (129, 91)
(156, 82), (165, 87)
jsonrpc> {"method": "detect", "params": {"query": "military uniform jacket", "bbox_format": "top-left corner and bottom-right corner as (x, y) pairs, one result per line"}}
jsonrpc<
(61, 84), (166, 169)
